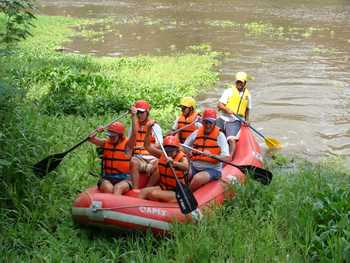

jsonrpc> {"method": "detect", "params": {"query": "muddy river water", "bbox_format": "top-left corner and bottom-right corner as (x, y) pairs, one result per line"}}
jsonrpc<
(39, 0), (350, 163)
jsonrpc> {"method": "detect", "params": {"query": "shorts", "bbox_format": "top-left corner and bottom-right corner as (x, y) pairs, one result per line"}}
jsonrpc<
(97, 173), (133, 189)
(190, 164), (221, 181)
(134, 155), (156, 173)
(216, 118), (241, 140)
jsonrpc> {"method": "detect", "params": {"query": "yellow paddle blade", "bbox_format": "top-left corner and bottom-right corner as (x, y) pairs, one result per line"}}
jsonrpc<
(265, 136), (282, 149)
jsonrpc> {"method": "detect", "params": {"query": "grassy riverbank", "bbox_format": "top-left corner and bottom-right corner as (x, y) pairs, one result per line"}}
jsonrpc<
(1, 15), (349, 262)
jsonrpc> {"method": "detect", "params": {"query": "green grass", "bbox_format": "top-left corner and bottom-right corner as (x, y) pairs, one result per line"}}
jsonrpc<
(1, 15), (349, 262)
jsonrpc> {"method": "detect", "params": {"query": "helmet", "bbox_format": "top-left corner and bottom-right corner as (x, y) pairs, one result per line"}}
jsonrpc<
(107, 122), (125, 135)
(180, 97), (196, 108)
(235, 72), (248, 82)
(134, 100), (151, 112)
(202, 108), (217, 121)
(163, 135), (180, 147)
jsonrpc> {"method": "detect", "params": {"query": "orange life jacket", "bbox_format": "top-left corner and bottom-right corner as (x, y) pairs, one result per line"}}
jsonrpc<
(102, 137), (130, 174)
(133, 119), (156, 155)
(177, 111), (199, 143)
(191, 126), (221, 164)
(158, 151), (187, 191)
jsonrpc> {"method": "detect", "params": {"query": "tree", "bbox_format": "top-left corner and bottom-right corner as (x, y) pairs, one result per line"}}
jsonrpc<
(0, 0), (36, 47)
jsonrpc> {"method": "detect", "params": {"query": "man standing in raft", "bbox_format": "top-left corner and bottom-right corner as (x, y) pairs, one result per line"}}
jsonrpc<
(170, 97), (201, 143)
(183, 108), (230, 191)
(217, 71), (252, 157)
(88, 108), (137, 195)
(139, 122), (189, 202)
(130, 100), (163, 189)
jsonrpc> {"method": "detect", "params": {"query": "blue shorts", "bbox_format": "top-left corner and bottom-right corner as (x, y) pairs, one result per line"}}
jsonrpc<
(190, 164), (221, 181)
(98, 173), (131, 187)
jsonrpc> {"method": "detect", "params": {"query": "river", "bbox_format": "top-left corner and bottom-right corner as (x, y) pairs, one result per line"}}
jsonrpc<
(38, 0), (350, 163)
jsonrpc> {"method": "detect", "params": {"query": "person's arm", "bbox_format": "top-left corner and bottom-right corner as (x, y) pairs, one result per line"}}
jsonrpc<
(215, 132), (231, 162)
(88, 126), (105, 147)
(144, 121), (162, 158)
(217, 89), (233, 115)
(245, 108), (250, 123)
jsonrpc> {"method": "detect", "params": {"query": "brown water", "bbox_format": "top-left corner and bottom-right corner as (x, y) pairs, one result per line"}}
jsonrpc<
(39, 0), (350, 163)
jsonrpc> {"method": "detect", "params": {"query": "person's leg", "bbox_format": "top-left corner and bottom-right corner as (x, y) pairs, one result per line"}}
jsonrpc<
(130, 156), (143, 189)
(189, 171), (211, 191)
(148, 189), (177, 202)
(225, 121), (241, 159)
(139, 186), (160, 199)
(99, 179), (114, 193)
(113, 180), (132, 195)
(146, 164), (160, 187)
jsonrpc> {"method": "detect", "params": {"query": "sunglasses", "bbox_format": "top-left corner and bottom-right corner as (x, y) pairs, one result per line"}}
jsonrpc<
(203, 119), (215, 125)
(136, 110), (146, 115)
(180, 105), (191, 110)
(164, 146), (178, 155)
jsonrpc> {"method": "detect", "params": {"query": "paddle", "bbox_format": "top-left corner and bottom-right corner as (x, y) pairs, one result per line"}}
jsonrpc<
(181, 144), (273, 185)
(32, 111), (129, 177)
(153, 128), (198, 214)
(231, 112), (281, 149)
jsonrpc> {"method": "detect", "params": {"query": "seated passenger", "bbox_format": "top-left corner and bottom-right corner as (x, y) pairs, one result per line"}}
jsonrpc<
(183, 108), (230, 191)
(169, 97), (201, 143)
(88, 110), (137, 195)
(139, 122), (189, 202)
(130, 100), (163, 189)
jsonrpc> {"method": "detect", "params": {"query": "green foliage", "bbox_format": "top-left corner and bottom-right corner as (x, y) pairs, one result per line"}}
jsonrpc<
(0, 0), (36, 47)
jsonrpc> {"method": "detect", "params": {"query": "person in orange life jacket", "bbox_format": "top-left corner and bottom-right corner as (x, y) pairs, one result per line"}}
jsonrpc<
(88, 108), (137, 195)
(130, 100), (163, 189)
(183, 108), (230, 191)
(139, 122), (189, 202)
(217, 72), (252, 157)
(169, 97), (202, 143)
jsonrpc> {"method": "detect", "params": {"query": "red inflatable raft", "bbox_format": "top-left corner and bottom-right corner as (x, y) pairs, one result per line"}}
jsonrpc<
(72, 126), (263, 234)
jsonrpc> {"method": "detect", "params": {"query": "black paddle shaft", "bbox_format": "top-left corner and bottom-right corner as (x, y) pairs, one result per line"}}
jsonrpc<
(181, 144), (273, 185)
(153, 128), (198, 214)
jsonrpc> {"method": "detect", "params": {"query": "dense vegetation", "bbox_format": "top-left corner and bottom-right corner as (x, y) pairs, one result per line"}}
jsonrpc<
(0, 15), (349, 262)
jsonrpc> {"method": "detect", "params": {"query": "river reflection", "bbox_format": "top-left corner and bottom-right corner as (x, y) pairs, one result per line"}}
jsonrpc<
(38, 0), (350, 163)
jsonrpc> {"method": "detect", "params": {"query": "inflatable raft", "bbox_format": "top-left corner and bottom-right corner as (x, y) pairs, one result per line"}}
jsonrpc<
(72, 126), (263, 234)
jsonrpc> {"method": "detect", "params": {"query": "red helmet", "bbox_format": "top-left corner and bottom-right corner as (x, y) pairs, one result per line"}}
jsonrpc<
(202, 108), (217, 121)
(107, 122), (125, 134)
(134, 100), (151, 112)
(163, 135), (180, 147)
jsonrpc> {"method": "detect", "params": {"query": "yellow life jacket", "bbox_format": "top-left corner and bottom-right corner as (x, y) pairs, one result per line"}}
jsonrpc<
(226, 87), (251, 117)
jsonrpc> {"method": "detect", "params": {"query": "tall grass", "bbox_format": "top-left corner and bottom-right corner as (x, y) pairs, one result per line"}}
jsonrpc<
(1, 15), (349, 262)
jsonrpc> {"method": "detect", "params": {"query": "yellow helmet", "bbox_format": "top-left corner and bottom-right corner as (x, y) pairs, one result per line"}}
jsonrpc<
(180, 97), (196, 108)
(235, 72), (252, 82)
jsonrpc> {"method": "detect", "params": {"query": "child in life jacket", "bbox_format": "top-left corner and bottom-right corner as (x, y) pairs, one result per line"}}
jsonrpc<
(139, 121), (189, 202)
(88, 109), (137, 195)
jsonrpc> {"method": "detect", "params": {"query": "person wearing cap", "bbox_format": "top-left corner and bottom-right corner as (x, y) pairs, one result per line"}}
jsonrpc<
(139, 123), (189, 202)
(130, 100), (163, 189)
(183, 108), (230, 191)
(169, 96), (202, 143)
(217, 71), (253, 157)
(88, 108), (137, 195)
